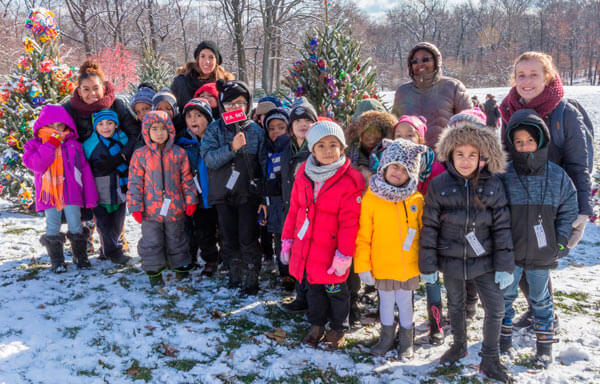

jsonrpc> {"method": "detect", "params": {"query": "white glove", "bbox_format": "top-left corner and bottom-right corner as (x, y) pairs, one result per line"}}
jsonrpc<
(568, 214), (588, 249)
(358, 271), (375, 286)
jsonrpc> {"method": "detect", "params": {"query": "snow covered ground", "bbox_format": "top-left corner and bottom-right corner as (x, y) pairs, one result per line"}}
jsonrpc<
(1, 87), (599, 383)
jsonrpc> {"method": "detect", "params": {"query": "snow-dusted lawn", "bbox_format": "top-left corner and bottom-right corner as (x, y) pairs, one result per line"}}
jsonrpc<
(1, 86), (599, 383)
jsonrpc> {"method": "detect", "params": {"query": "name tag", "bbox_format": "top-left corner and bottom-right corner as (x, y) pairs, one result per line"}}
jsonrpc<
(403, 228), (417, 251)
(465, 231), (485, 256)
(534, 224), (548, 248)
(193, 175), (202, 194)
(265, 197), (271, 206)
(159, 198), (171, 216)
(297, 218), (309, 240)
(226, 170), (240, 190)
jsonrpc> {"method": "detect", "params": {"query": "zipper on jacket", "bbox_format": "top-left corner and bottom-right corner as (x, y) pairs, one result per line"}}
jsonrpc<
(160, 149), (166, 200)
(463, 178), (469, 281)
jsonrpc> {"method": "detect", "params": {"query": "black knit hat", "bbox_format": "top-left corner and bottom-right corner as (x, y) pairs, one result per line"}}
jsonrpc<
(216, 79), (252, 116)
(183, 98), (213, 124)
(289, 97), (317, 125)
(264, 107), (290, 130)
(194, 40), (222, 65)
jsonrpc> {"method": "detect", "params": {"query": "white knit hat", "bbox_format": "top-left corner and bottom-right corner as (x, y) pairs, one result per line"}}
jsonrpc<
(306, 120), (347, 152)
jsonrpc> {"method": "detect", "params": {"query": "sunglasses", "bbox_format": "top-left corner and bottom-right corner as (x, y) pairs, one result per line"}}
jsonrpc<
(410, 57), (433, 65)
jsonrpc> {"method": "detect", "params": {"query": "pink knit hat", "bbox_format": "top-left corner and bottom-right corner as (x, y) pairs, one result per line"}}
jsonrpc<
(395, 115), (428, 140)
(448, 107), (487, 129)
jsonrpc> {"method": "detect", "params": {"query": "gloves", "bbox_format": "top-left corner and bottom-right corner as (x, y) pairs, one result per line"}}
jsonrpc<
(359, 271), (375, 286)
(495, 271), (514, 290)
(132, 211), (143, 224)
(326, 251), (353, 276)
(568, 214), (588, 249)
(421, 272), (438, 285)
(186, 204), (197, 217)
(558, 243), (569, 258)
(47, 133), (63, 147)
(280, 239), (293, 265)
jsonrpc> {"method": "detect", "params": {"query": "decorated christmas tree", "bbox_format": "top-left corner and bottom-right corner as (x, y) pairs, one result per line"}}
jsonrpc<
(0, 8), (77, 209)
(282, 14), (378, 125)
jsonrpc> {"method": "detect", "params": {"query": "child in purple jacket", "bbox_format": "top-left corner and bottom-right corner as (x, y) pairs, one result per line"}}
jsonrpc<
(23, 104), (98, 273)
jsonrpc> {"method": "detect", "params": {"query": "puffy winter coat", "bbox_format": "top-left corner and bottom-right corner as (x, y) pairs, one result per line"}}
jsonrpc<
(419, 163), (514, 280)
(355, 188), (423, 282)
(23, 105), (98, 212)
(484, 98), (501, 127)
(127, 111), (197, 222)
(170, 63), (235, 114)
(281, 159), (364, 284)
(280, 139), (310, 229)
(392, 42), (472, 148)
(176, 129), (211, 209)
(501, 110), (578, 269)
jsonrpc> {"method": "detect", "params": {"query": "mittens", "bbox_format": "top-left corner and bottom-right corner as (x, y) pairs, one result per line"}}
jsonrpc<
(495, 271), (514, 290)
(280, 239), (293, 265)
(132, 211), (143, 224)
(568, 214), (588, 248)
(47, 133), (63, 148)
(186, 204), (197, 217)
(358, 271), (375, 286)
(421, 272), (438, 285)
(326, 251), (352, 276)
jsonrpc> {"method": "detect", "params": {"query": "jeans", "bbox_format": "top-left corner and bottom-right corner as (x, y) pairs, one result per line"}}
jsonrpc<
(503, 266), (553, 327)
(45, 205), (82, 236)
(445, 272), (505, 358)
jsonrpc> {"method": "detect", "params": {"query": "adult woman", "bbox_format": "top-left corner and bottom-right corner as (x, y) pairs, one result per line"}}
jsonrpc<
(171, 40), (235, 114)
(499, 51), (593, 328)
(392, 42), (472, 148)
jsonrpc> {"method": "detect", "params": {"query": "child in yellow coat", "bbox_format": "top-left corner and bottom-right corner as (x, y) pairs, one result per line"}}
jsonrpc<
(355, 138), (427, 359)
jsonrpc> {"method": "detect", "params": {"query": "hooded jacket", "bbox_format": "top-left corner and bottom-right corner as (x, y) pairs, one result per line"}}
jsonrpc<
(501, 109), (578, 269)
(23, 105), (98, 212)
(127, 111), (197, 222)
(391, 42), (472, 148)
(419, 122), (514, 280)
(176, 129), (211, 209)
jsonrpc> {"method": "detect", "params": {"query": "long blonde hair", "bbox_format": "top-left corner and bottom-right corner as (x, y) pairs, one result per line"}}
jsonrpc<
(511, 51), (558, 85)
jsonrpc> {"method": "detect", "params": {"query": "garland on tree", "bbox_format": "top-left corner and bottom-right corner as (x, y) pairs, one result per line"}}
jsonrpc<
(282, 17), (378, 125)
(0, 8), (77, 209)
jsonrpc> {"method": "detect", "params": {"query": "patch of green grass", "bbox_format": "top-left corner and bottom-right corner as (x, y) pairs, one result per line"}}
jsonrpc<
(155, 302), (193, 323)
(124, 359), (153, 382)
(0, 329), (23, 338)
(429, 363), (464, 378)
(76, 369), (99, 377)
(514, 352), (537, 369)
(219, 316), (271, 353)
(117, 276), (131, 289)
(16, 269), (40, 281)
(3, 227), (37, 235)
(62, 326), (82, 339)
(237, 373), (259, 383)
(554, 290), (589, 301)
(270, 366), (360, 383)
(166, 359), (200, 372)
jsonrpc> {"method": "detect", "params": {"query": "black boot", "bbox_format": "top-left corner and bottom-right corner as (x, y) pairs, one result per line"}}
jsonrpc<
(479, 355), (512, 383)
(397, 325), (414, 360)
(500, 319), (513, 354)
(201, 262), (217, 277)
(40, 234), (67, 273)
(67, 227), (91, 269)
(349, 301), (361, 328)
(108, 250), (131, 265)
(513, 309), (533, 330)
(535, 323), (555, 366)
(428, 303), (445, 345)
(242, 268), (259, 296)
(228, 259), (243, 289)
(439, 342), (467, 364)
(147, 270), (165, 287)
(174, 264), (194, 280)
(370, 324), (396, 356)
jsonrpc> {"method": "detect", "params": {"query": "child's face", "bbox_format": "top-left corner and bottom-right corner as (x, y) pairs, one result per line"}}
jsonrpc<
(512, 129), (538, 153)
(156, 101), (174, 120)
(452, 144), (479, 178)
(149, 122), (169, 145)
(48, 122), (67, 133)
(385, 163), (410, 187)
(267, 119), (287, 142)
(134, 102), (152, 122)
(394, 123), (421, 144)
(198, 92), (218, 108)
(360, 126), (383, 152)
(185, 110), (209, 138)
(96, 119), (117, 138)
(223, 95), (249, 114)
(313, 136), (342, 165)
(292, 118), (312, 141)
(78, 76), (104, 104)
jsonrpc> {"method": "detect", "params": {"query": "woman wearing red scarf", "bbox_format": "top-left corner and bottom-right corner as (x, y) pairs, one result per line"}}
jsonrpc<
(499, 51), (593, 329)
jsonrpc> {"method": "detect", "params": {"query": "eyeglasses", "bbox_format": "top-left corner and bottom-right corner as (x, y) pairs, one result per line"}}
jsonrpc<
(410, 57), (433, 65)
(223, 101), (248, 108)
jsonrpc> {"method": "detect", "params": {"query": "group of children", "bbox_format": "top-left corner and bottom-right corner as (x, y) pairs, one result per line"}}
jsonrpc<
(24, 73), (580, 382)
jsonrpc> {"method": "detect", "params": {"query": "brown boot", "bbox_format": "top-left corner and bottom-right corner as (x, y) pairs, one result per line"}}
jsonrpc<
(324, 329), (346, 350)
(302, 325), (325, 348)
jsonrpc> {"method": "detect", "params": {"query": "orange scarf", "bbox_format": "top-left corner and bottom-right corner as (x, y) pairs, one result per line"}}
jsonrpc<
(38, 127), (67, 211)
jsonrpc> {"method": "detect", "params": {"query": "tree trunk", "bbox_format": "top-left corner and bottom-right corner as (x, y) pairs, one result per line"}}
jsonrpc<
(262, 28), (272, 94)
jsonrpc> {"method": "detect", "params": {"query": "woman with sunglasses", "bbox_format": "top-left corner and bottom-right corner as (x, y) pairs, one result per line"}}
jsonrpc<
(392, 42), (472, 148)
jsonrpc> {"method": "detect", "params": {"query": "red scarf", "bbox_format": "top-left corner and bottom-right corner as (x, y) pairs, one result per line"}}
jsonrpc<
(69, 81), (116, 116)
(499, 74), (564, 124)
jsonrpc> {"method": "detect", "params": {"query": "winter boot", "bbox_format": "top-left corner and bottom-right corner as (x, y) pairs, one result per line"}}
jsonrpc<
(280, 298), (308, 314)
(108, 250), (131, 265)
(370, 324), (397, 356)
(349, 301), (361, 328)
(397, 325), (414, 360)
(479, 355), (512, 383)
(281, 276), (296, 292)
(227, 259), (243, 289)
(500, 319), (513, 354)
(147, 270), (165, 287)
(324, 329), (346, 350)
(242, 266), (260, 296)
(513, 309), (533, 330)
(302, 325), (325, 348)
(439, 342), (468, 364)
(40, 234), (67, 273)
(535, 322), (555, 366)
(428, 303), (445, 345)
(67, 227), (91, 269)
(174, 264), (194, 280)
(201, 262), (218, 277)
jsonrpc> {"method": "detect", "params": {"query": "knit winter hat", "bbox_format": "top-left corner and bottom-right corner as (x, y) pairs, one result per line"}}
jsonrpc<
(183, 98), (213, 124)
(152, 88), (178, 117)
(351, 98), (386, 122)
(264, 107), (290, 129)
(256, 96), (282, 116)
(307, 120), (346, 152)
(395, 115), (428, 140)
(92, 109), (119, 131)
(289, 97), (317, 124)
(448, 107), (487, 129)
(194, 82), (218, 100)
(216, 79), (251, 105)
(194, 40), (222, 65)
(130, 85), (156, 109)
(378, 138), (427, 184)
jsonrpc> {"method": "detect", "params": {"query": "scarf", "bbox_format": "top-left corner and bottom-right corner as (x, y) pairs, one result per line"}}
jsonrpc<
(500, 74), (564, 124)
(38, 127), (67, 211)
(98, 132), (128, 188)
(419, 146), (435, 182)
(369, 169), (417, 203)
(304, 154), (346, 183)
(69, 81), (116, 116)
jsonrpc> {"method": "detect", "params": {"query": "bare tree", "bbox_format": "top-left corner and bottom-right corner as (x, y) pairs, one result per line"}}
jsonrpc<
(171, 0), (193, 61)
(64, 0), (101, 55)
